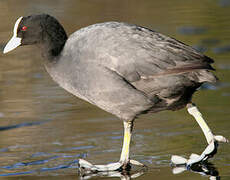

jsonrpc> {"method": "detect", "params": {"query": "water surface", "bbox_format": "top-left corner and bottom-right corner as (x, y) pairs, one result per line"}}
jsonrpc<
(0, 0), (230, 179)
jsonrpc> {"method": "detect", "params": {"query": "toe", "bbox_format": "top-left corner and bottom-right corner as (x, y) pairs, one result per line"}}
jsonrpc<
(78, 159), (126, 172)
(171, 155), (188, 165)
(214, 135), (229, 143)
(130, 159), (145, 166)
(79, 159), (95, 170)
(95, 162), (122, 171)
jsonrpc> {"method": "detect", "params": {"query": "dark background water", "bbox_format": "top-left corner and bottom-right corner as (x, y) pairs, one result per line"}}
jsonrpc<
(0, 0), (229, 179)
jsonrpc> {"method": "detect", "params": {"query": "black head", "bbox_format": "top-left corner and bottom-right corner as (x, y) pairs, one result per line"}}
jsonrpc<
(4, 14), (67, 59)
(17, 15), (45, 45)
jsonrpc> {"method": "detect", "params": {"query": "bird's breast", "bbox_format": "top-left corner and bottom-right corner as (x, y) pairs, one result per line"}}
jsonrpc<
(44, 64), (91, 103)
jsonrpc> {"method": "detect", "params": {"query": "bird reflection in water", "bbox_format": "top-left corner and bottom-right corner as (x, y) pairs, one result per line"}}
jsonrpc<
(79, 166), (147, 180)
(172, 162), (220, 180)
(78, 161), (220, 180)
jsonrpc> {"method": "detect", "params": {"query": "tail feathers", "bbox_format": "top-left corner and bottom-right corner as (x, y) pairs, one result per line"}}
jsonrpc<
(167, 62), (218, 83)
(191, 69), (218, 83)
(203, 55), (214, 64)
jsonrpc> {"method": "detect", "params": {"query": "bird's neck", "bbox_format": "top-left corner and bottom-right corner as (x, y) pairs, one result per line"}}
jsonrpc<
(39, 17), (68, 63)
(39, 33), (67, 63)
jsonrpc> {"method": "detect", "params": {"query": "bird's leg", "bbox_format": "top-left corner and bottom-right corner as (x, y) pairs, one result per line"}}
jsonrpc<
(79, 120), (145, 172)
(119, 120), (133, 169)
(171, 103), (228, 167)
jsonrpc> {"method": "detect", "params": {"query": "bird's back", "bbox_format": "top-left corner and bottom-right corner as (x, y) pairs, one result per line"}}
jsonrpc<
(66, 21), (216, 79)
(60, 22), (217, 114)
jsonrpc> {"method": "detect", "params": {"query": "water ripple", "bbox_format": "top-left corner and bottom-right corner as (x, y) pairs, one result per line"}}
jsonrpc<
(0, 120), (49, 131)
(0, 156), (79, 177)
(177, 26), (207, 35)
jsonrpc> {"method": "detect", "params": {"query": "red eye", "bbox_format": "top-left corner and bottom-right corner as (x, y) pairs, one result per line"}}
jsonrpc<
(21, 26), (27, 31)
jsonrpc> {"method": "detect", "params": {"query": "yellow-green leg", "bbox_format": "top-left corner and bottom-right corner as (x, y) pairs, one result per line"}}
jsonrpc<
(79, 120), (144, 172)
(171, 103), (228, 166)
(119, 121), (133, 166)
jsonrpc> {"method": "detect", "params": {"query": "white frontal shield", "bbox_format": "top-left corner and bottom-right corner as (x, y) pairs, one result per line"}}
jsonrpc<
(3, 17), (23, 54)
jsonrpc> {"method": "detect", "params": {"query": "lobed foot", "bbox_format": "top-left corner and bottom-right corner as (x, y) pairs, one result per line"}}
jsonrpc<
(171, 135), (228, 168)
(79, 159), (145, 172)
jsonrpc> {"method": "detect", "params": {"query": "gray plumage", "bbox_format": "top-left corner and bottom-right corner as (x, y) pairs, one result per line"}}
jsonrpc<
(13, 15), (218, 121)
(46, 21), (217, 120)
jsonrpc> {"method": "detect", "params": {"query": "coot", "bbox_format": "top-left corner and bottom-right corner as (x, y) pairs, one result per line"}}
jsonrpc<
(3, 14), (228, 171)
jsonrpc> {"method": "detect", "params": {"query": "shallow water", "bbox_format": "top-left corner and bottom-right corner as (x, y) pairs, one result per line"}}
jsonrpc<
(0, 0), (230, 179)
